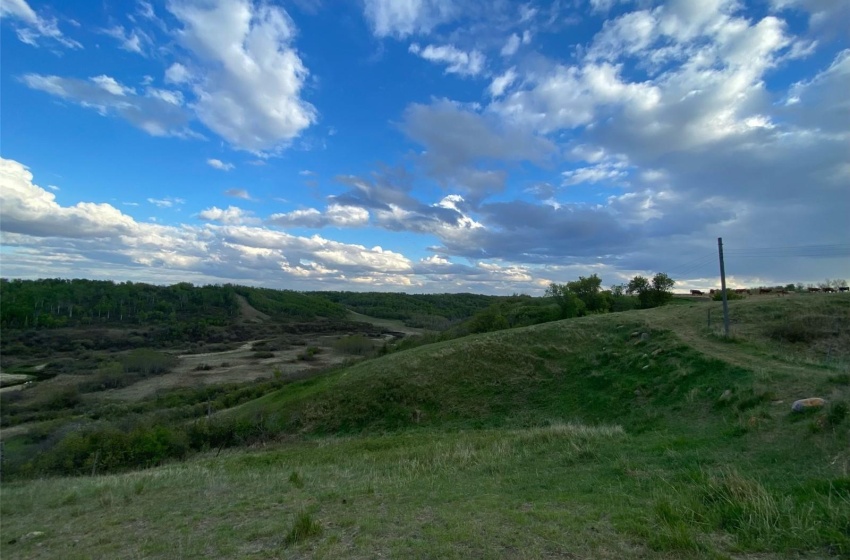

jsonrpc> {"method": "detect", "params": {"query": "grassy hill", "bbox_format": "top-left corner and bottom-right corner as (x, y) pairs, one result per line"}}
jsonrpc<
(2, 295), (849, 559)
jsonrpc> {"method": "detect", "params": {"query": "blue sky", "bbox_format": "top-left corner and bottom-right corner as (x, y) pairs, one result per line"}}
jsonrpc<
(1, 0), (848, 294)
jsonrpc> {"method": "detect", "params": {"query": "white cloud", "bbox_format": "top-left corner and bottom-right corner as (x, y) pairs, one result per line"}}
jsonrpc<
(500, 33), (520, 57)
(0, 0), (38, 24)
(164, 62), (192, 84)
(562, 161), (630, 187)
(0, 157), (136, 238)
(103, 25), (149, 54)
(198, 205), (258, 225)
(207, 158), (234, 171)
(91, 75), (135, 96)
(409, 43), (485, 76)
(22, 73), (192, 137)
(146, 87), (184, 106)
(0, 0), (81, 48)
(488, 67), (517, 98)
(268, 203), (370, 228)
(168, 0), (316, 153)
(0, 156), (429, 290)
(147, 197), (185, 208)
(362, 0), (455, 38)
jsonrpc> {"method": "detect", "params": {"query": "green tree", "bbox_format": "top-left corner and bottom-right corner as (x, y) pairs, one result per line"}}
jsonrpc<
(545, 283), (586, 319)
(569, 274), (611, 313)
(468, 304), (510, 333)
(627, 273), (675, 309)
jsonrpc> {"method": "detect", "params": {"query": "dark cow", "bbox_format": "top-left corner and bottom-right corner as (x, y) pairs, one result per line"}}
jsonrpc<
(709, 289), (717, 295)
(777, 289), (790, 296)
(823, 287), (836, 293)
(690, 290), (704, 296)
(759, 288), (772, 294)
(735, 288), (749, 294)
(840, 287), (849, 292)
(808, 287), (821, 293)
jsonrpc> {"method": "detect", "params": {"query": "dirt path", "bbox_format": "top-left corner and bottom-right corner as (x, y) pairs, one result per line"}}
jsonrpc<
(639, 301), (837, 385)
(235, 294), (269, 323)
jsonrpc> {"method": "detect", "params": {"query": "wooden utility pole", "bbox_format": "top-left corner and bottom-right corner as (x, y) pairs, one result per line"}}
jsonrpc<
(718, 237), (730, 337)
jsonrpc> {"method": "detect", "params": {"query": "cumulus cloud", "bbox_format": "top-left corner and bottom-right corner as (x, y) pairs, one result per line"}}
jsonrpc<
(198, 205), (258, 225)
(268, 204), (370, 228)
(207, 158), (234, 171)
(165, 62), (192, 84)
(0, 0), (81, 48)
(0, 156), (424, 290)
(488, 67), (517, 97)
(19, 1), (315, 154)
(167, 0), (316, 153)
(409, 43), (485, 76)
(362, 0), (456, 38)
(0, 158), (136, 238)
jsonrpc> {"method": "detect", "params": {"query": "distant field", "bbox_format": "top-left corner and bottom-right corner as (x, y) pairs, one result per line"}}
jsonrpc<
(2, 294), (849, 559)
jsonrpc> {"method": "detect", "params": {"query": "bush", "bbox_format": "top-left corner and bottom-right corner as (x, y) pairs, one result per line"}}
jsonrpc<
(297, 347), (321, 361)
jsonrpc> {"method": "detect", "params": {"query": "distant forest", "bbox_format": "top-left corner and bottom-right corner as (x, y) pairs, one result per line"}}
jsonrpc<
(0, 275), (665, 339)
(0, 279), (506, 332)
(0, 279), (346, 329)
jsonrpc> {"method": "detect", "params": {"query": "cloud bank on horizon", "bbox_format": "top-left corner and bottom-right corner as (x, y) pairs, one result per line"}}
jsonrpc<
(1, 0), (848, 294)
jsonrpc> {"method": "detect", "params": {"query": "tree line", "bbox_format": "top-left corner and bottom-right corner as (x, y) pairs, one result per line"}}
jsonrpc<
(546, 273), (674, 319)
(0, 279), (353, 330)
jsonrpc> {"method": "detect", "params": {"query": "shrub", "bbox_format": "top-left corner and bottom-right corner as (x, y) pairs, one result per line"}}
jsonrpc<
(297, 347), (321, 361)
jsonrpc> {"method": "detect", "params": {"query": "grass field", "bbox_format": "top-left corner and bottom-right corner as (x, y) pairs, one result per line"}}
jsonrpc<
(2, 294), (849, 559)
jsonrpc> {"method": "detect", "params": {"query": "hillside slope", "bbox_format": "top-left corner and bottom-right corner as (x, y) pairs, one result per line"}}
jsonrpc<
(236, 294), (849, 438)
(2, 295), (849, 559)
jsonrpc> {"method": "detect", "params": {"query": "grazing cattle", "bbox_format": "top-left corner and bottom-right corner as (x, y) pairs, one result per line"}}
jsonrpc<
(808, 287), (821, 293)
(690, 290), (704, 296)
(840, 287), (849, 292)
(735, 288), (749, 295)
(823, 287), (836, 293)
(777, 290), (789, 296)
(759, 288), (772, 294)
(709, 289), (716, 295)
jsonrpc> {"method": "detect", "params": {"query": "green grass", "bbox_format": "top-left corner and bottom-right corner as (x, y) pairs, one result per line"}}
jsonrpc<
(3, 295), (850, 558)
(2, 422), (847, 558)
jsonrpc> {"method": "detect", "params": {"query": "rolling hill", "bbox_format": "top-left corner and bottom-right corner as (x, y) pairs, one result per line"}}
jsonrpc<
(2, 294), (849, 559)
